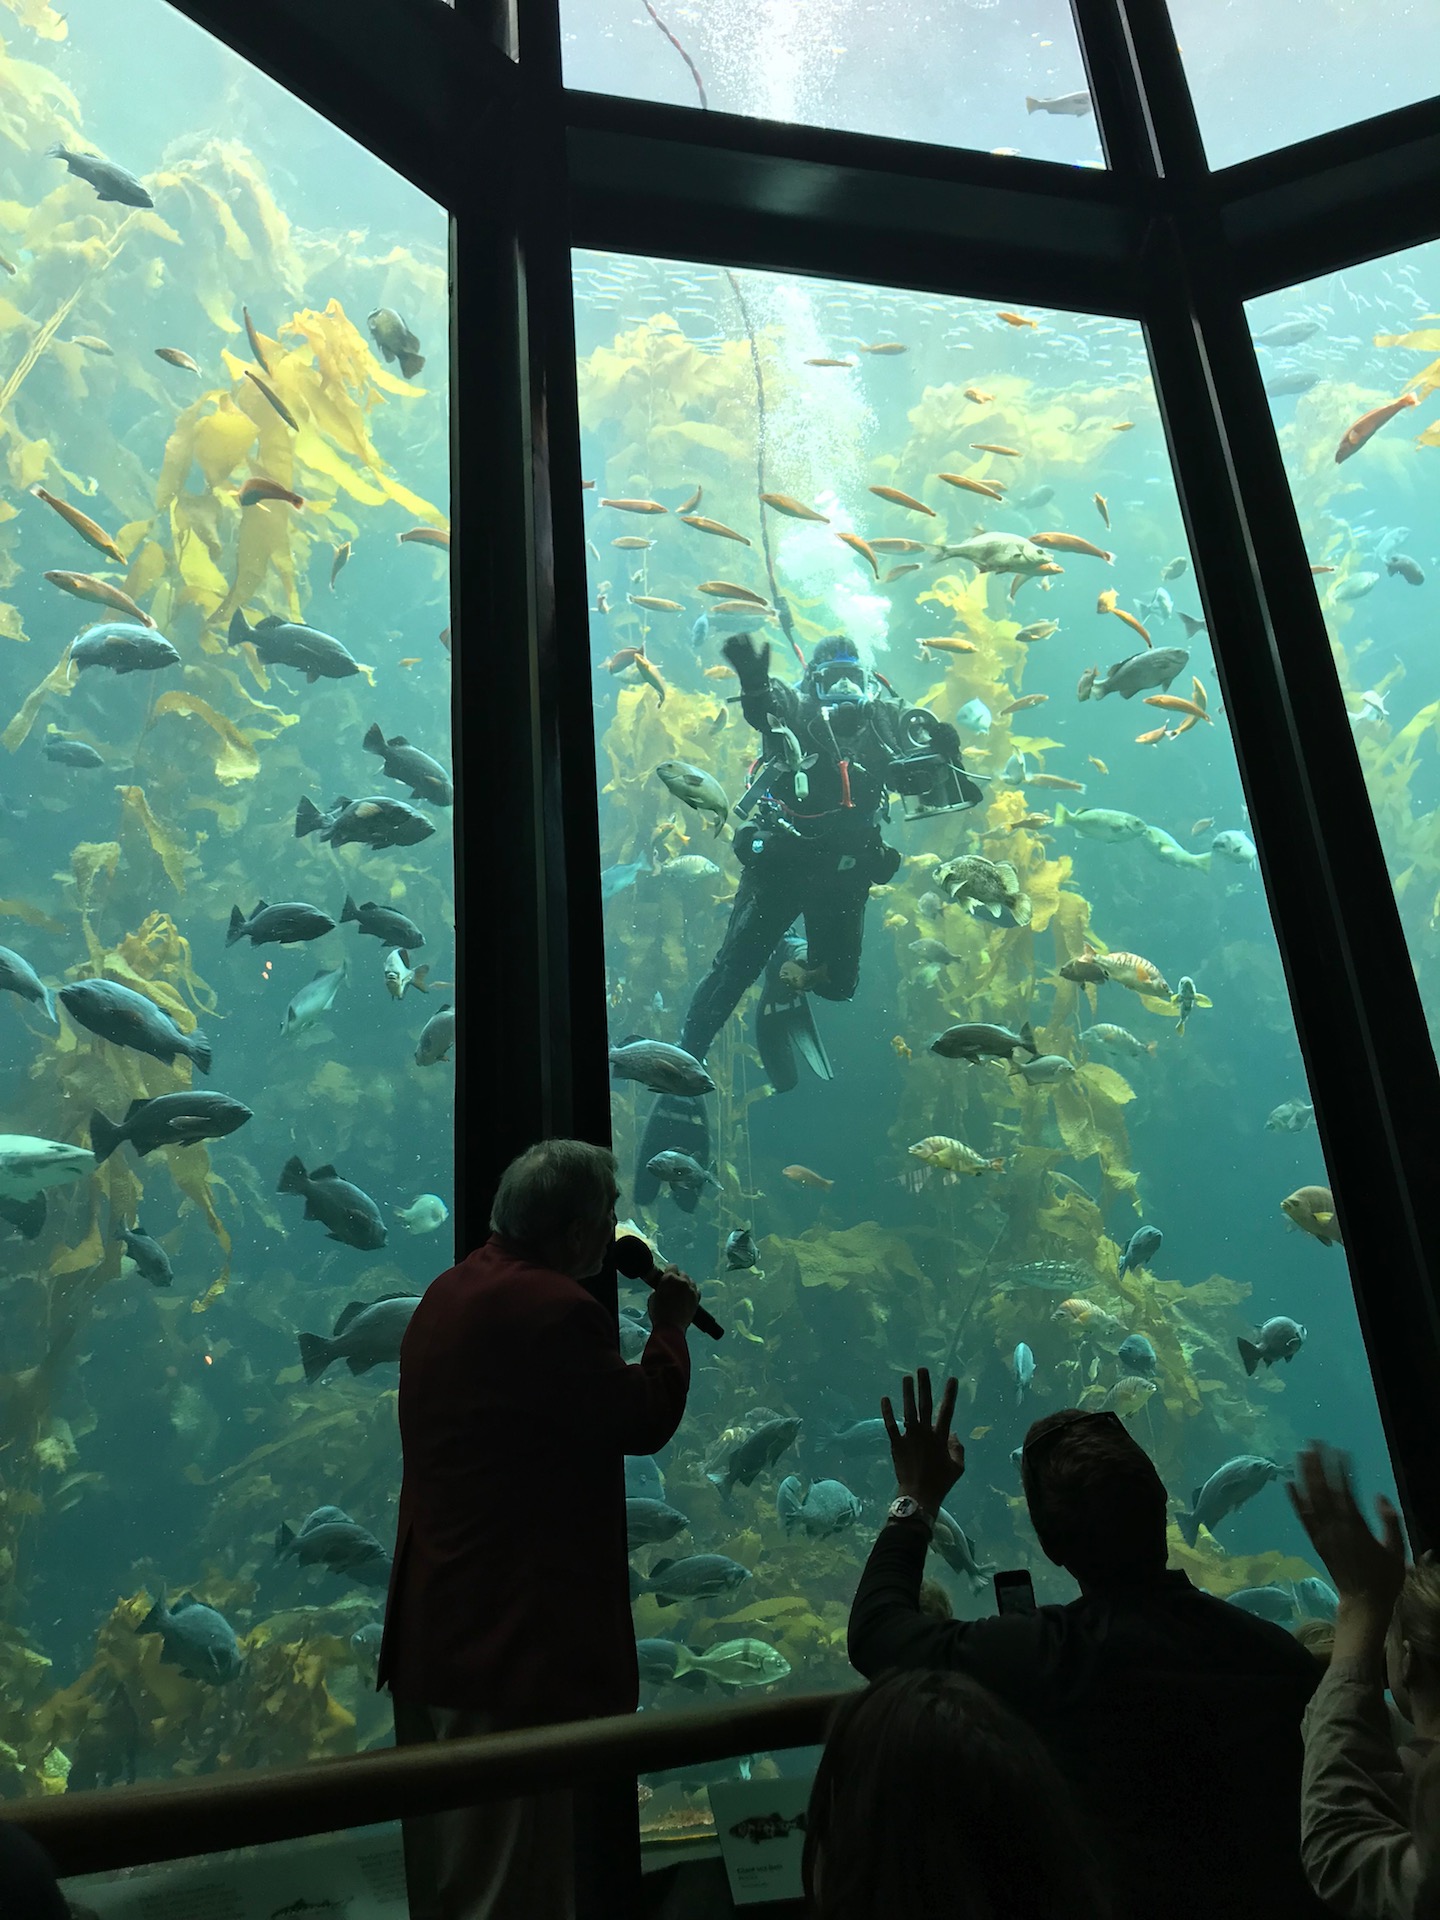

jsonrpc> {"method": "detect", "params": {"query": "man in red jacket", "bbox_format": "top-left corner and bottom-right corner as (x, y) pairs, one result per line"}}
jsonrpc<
(379, 1138), (698, 1920)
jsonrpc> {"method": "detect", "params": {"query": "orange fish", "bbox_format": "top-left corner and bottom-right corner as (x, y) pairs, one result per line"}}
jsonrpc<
(920, 635), (978, 654)
(581, 480), (595, 490)
(681, 514), (751, 544)
(698, 580), (766, 601)
(997, 312), (1036, 328)
(1027, 774), (1085, 791)
(1190, 817), (1214, 837)
(1111, 421), (1135, 431)
(1009, 812), (1053, 832)
(938, 472), (1005, 501)
(678, 484), (703, 513)
(600, 647), (644, 674)
(612, 536), (653, 550)
(783, 1164), (834, 1189)
(1145, 694), (1212, 724)
(1335, 391), (1418, 463)
(883, 564), (920, 582)
(837, 531), (879, 578)
(859, 342), (907, 355)
(703, 664), (736, 679)
(629, 595), (684, 612)
(891, 1035), (912, 1062)
(1112, 609), (1152, 646)
(1136, 725), (1171, 745)
(971, 442), (1022, 457)
(1191, 675), (1208, 712)
(1087, 756), (1108, 774)
(633, 655), (667, 704)
(30, 487), (125, 565)
(399, 656), (422, 669)
(805, 357), (854, 368)
(1093, 492), (1110, 528)
(1001, 693), (1048, 714)
(238, 476), (304, 509)
(600, 497), (668, 514)
(964, 387), (995, 404)
(869, 485), (935, 516)
(710, 599), (775, 617)
(869, 538), (930, 554)
(399, 526), (451, 549)
(1033, 531), (1114, 562)
(43, 570), (154, 626)
(1090, 946), (1171, 994)
(1310, 564), (1335, 575)
(761, 493), (829, 522)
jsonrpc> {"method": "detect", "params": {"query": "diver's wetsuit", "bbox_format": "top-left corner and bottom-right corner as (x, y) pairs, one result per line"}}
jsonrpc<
(681, 651), (968, 1064)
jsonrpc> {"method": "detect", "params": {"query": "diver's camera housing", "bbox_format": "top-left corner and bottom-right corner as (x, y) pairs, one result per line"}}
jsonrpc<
(892, 753), (985, 820)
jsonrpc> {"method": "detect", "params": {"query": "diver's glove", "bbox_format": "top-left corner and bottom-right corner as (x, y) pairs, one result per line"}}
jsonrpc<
(723, 631), (771, 692)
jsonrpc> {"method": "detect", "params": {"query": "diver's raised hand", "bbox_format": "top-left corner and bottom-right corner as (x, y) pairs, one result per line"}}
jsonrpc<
(723, 631), (771, 689)
(881, 1367), (964, 1514)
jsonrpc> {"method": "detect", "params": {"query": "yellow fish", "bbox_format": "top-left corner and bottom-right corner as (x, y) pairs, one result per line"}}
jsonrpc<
(891, 1035), (912, 1062)
(883, 911), (908, 930)
(908, 1136), (1004, 1176)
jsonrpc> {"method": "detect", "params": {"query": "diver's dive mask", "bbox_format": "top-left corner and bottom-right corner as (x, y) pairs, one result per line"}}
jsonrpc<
(808, 654), (870, 706)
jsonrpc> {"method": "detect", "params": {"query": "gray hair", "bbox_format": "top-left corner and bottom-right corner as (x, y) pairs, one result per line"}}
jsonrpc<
(489, 1138), (617, 1247)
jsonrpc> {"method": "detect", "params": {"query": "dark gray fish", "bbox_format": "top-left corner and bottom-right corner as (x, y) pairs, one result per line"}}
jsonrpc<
(610, 1038), (715, 1096)
(1263, 368), (1320, 398)
(296, 793), (435, 849)
(626, 1497), (689, 1548)
(707, 1415), (802, 1496)
(1177, 1455), (1283, 1547)
(228, 608), (362, 682)
(71, 624), (179, 675)
(1253, 319), (1320, 348)
(225, 899), (336, 947)
(1119, 1225), (1163, 1276)
(0, 1193), (46, 1239)
(1116, 1334), (1158, 1379)
(1010, 485), (1055, 512)
(776, 1474), (861, 1538)
(119, 1222), (172, 1287)
(277, 1155), (386, 1250)
(1227, 1584), (1297, 1623)
(645, 1150), (721, 1212)
(281, 963), (346, 1037)
(725, 1227), (759, 1271)
(829, 1416), (890, 1458)
(1025, 90), (1091, 116)
(1387, 553), (1425, 586)
(341, 894), (426, 948)
(931, 1021), (1037, 1062)
(43, 737), (103, 767)
(1091, 647), (1189, 701)
(1293, 1576), (1339, 1621)
(362, 724), (452, 806)
(367, 308), (425, 380)
(626, 1455), (665, 1502)
(0, 945), (55, 1022)
(50, 142), (153, 207)
(636, 1637), (686, 1686)
(137, 1587), (242, 1683)
(274, 1507), (392, 1589)
(414, 1003), (455, 1066)
(297, 1293), (421, 1381)
(60, 979), (211, 1073)
(1237, 1316), (1306, 1376)
(630, 1553), (752, 1607)
(94, 1098), (251, 1167)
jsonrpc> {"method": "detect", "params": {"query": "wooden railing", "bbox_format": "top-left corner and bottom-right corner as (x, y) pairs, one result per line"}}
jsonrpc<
(4, 1691), (848, 1878)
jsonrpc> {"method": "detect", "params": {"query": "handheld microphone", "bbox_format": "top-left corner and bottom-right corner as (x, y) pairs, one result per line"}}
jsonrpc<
(613, 1234), (724, 1341)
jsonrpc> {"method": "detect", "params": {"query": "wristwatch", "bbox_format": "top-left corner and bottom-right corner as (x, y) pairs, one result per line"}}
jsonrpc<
(886, 1495), (935, 1535)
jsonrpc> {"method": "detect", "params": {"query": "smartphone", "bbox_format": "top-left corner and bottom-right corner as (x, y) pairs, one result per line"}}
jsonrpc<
(993, 1568), (1037, 1617)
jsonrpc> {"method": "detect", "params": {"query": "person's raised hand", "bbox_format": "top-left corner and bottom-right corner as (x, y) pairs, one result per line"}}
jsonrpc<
(880, 1367), (964, 1515)
(648, 1265), (701, 1332)
(1287, 1442), (1405, 1617)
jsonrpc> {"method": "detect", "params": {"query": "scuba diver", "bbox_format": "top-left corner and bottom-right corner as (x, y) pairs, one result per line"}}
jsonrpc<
(635, 628), (982, 1203)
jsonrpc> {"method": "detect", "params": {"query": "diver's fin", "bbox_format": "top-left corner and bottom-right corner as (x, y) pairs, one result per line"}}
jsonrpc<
(633, 1094), (711, 1206)
(756, 983), (833, 1091)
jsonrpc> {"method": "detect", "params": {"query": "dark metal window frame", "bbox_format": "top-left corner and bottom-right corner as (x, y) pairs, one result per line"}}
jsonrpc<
(146, 0), (1440, 1895)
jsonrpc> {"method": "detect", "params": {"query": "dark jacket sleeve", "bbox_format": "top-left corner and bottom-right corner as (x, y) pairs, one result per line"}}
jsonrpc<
(848, 1523), (1049, 1705)
(553, 1297), (692, 1456)
(739, 670), (803, 735)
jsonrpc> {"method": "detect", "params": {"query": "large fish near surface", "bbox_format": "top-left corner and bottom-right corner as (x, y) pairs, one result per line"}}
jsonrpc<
(1177, 1455), (1283, 1547)
(940, 533), (1058, 577)
(278, 1155), (387, 1249)
(609, 1038), (715, 1096)
(707, 1415), (802, 1496)
(0, 1134), (95, 1240)
(362, 724), (452, 806)
(1091, 647), (1189, 700)
(930, 1021), (1037, 1062)
(136, 1587), (242, 1684)
(90, 1091), (253, 1163)
(295, 793), (435, 849)
(0, 944), (55, 1022)
(340, 895), (426, 948)
(274, 1506), (393, 1589)
(228, 607), (364, 683)
(297, 1293), (421, 1381)
(60, 979), (212, 1073)
(225, 900), (336, 947)
(49, 142), (153, 207)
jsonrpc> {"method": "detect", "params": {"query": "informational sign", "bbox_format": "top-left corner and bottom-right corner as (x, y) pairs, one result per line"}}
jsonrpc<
(708, 1775), (812, 1907)
(63, 1826), (408, 1920)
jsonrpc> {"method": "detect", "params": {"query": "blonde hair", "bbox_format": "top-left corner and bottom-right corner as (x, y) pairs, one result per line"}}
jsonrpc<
(1393, 1559), (1440, 1686)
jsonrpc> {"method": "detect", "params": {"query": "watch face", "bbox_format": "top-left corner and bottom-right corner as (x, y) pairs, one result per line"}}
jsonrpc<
(889, 1497), (919, 1520)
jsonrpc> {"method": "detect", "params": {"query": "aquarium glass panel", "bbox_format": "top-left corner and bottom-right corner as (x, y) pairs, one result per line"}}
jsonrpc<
(575, 251), (1393, 1835)
(0, 0), (450, 1786)
(560, 2), (1099, 164)
(1251, 247), (1440, 1054)
(1169, 0), (1440, 169)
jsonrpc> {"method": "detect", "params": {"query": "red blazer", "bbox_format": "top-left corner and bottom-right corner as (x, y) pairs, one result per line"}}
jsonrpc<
(378, 1236), (690, 1725)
